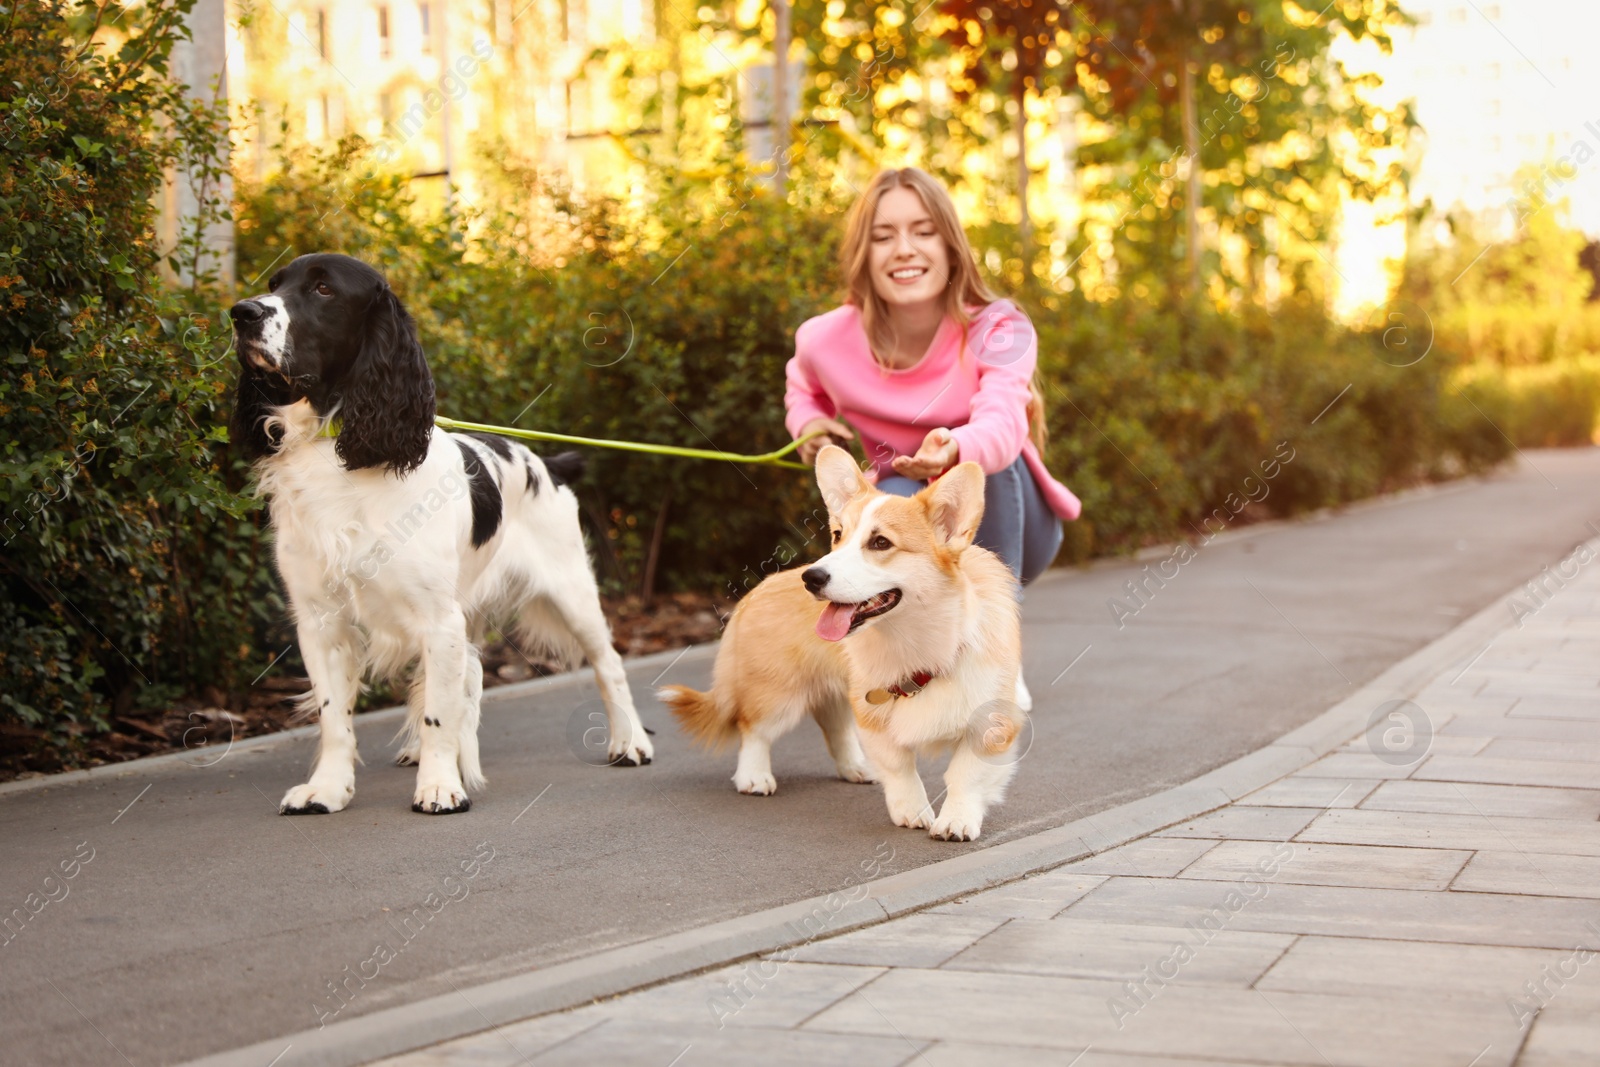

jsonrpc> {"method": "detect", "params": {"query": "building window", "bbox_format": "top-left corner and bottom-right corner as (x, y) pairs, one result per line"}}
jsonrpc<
(419, 3), (432, 53)
(377, 5), (390, 58)
(380, 92), (393, 125)
(1486, 62), (1501, 79)
(1447, 6), (1466, 22)
(315, 9), (327, 58)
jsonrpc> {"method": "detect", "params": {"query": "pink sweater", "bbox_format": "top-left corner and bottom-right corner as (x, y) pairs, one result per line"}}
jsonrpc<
(784, 301), (1082, 521)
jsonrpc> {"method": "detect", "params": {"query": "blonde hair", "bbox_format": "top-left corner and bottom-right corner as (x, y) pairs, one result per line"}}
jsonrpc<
(839, 167), (1048, 453)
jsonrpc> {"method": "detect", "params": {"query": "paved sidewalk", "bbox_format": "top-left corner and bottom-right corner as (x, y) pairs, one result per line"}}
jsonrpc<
(377, 547), (1600, 1066)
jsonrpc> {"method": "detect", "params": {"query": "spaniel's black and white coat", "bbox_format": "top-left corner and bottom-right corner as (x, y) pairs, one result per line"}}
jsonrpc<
(230, 253), (652, 815)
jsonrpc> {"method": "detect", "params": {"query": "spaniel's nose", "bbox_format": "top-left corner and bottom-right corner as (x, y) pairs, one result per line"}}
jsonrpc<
(229, 300), (267, 325)
(801, 567), (830, 595)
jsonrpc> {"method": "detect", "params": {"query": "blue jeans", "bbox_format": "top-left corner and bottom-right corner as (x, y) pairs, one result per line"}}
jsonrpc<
(876, 454), (1064, 589)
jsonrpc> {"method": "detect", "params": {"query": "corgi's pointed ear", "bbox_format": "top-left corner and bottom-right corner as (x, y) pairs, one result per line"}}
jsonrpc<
(922, 462), (986, 549)
(815, 444), (872, 515)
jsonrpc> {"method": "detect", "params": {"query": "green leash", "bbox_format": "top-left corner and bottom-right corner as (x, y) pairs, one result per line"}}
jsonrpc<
(314, 415), (822, 469)
(433, 417), (818, 470)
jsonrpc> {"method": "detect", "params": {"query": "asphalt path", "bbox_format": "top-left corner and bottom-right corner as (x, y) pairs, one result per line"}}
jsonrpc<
(5, 448), (1600, 1066)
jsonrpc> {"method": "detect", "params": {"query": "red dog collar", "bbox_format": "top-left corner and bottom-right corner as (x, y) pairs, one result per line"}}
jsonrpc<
(865, 670), (936, 705)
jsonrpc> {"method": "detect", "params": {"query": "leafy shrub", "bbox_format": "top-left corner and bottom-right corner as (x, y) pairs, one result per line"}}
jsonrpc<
(1455, 356), (1600, 448)
(0, 0), (270, 761)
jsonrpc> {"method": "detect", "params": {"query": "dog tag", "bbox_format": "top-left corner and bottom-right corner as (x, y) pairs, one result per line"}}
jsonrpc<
(865, 688), (893, 705)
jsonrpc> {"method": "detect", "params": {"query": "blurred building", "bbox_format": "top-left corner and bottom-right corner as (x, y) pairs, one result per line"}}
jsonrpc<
(227, 0), (678, 208)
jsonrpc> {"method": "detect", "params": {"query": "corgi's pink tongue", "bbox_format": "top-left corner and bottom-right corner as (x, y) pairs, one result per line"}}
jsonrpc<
(816, 601), (856, 642)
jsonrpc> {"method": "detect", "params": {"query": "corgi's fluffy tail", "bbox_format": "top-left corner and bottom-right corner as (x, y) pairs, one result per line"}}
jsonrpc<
(659, 684), (737, 750)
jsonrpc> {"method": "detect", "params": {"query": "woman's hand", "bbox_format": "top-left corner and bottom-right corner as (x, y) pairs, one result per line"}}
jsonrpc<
(892, 428), (959, 481)
(796, 417), (855, 465)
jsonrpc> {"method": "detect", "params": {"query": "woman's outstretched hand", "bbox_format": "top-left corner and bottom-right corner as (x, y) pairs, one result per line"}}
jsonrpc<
(892, 427), (959, 481)
(797, 417), (856, 465)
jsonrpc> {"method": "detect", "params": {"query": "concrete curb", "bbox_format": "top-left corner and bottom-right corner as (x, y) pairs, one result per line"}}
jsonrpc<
(0, 643), (719, 801)
(174, 539), (1540, 1067)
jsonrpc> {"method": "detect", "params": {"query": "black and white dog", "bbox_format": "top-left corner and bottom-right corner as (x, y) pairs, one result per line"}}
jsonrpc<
(230, 253), (652, 815)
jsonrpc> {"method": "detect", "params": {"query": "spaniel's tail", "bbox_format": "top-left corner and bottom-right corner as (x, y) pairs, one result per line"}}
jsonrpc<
(658, 684), (737, 750)
(542, 450), (586, 487)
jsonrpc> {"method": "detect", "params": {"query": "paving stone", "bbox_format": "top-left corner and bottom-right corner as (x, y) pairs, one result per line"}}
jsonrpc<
(1519, 1007), (1600, 1067)
(1360, 780), (1600, 820)
(589, 960), (886, 1031)
(802, 967), (1516, 1066)
(1178, 840), (1471, 892)
(1483, 737), (1600, 763)
(1060, 837), (1219, 877)
(1299, 808), (1600, 856)
(783, 913), (1006, 968)
(1294, 752), (1423, 779)
(1412, 754), (1600, 790)
(1237, 777), (1380, 809)
(1062, 876), (1600, 950)
(1440, 715), (1600, 743)
(944, 918), (1292, 986)
(1255, 934), (1600, 1012)
(928, 872), (1109, 921)
(1409, 687), (1518, 717)
(1340, 734), (1489, 757)
(486, 1022), (925, 1067)
(1156, 807), (1322, 841)
(917, 1044), (1268, 1067)
(1452, 850), (1600, 899)
(1511, 698), (1600, 722)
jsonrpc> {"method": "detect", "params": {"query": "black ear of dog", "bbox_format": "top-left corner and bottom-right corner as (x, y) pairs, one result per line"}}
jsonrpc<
(231, 365), (293, 461)
(336, 286), (436, 475)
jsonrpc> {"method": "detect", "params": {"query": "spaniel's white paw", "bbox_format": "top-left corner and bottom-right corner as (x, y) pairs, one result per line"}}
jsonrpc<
(608, 725), (654, 767)
(280, 779), (354, 815)
(412, 782), (471, 814)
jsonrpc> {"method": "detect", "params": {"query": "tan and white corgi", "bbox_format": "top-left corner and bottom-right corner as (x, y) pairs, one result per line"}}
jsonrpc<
(662, 445), (1025, 840)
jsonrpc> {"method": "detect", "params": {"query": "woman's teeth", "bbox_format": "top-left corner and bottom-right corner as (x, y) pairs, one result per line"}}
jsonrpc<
(890, 268), (927, 281)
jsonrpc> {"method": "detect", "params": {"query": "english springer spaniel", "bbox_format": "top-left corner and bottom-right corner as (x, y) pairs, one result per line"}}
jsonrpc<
(229, 253), (652, 815)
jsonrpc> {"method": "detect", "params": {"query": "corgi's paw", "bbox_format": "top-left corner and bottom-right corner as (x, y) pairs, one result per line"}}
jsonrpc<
(836, 761), (877, 785)
(280, 778), (353, 815)
(930, 809), (983, 842)
(734, 770), (777, 796)
(886, 795), (930, 829)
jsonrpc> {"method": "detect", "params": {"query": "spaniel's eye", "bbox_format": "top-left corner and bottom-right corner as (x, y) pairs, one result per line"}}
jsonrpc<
(831, 528), (842, 545)
(868, 534), (893, 551)
(314, 282), (333, 296)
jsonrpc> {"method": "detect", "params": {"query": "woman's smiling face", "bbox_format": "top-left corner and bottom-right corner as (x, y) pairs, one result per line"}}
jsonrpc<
(868, 186), (950, 310)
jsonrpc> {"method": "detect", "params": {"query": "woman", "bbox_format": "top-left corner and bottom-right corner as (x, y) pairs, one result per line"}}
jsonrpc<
(785, 167), (1081, 710)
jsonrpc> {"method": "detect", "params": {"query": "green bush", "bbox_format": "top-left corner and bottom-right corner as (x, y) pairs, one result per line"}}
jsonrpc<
(1455, 356), (1600, 448)
(235, 144), (1511, 587)
(1, 0), (272, 760)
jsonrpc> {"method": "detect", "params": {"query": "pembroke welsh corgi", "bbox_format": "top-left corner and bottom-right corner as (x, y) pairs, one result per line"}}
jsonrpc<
(661, 444), (1025, 840)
